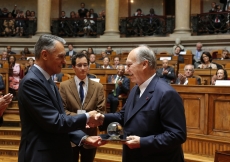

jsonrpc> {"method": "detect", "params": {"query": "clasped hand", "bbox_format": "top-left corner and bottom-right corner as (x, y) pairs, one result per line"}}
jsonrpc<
(0, 93), (13, 116)
(86, 111), (104, 128)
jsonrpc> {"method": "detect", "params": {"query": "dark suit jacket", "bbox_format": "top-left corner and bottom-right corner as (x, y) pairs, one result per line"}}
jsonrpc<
(66, 51), (77, 56)
(8, 51), (16, 54)
(108, 75), (130, 96)
(156, 66), (175, 84)
(18, 66), (88, 162)
(175, 76), (201, 85)
(59, 77), (105, 136)
(0, 75), (5, 90)
(0, 117), (3, 126)
(100, 75), (186, 162)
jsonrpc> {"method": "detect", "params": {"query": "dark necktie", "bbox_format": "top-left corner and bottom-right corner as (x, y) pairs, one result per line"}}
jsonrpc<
(79, 81), (84, 103)
(133, 87), (140, 107)
(48, 78), (56, 97)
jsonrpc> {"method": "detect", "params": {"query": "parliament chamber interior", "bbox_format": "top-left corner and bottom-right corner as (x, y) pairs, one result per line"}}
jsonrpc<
(1, 0), (230, 161)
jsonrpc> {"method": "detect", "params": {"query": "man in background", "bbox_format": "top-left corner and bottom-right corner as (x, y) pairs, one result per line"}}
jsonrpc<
(156, 59), (175, 84)
(6, 46), (16, 54)
(66, 43), (77, 57)
(193, 42), (203, 68)
(59, 53), (105, 162)
(107, 65), (130, 113)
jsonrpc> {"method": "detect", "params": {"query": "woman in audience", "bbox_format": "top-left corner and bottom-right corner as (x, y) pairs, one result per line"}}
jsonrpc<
(20, 47), (31, 55)
(24, 58), (34, 75)
(101, 57), (112, 69)
(197, 51), (217, 69)
(87, 47), (94, 54)
(25, 10), (31, 19)
(211, 68), (228, 85)
(8, 55), (21, 100)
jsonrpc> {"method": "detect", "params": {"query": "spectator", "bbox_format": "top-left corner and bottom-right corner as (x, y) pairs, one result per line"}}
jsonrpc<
(98, 51), (108, 60)
(19, 54), (27, 60)
(6, 46), (16, 54)
(83, 11), (95, 36)
(8, 55), (21, 100)
(172, 38), (184, 52)
(66, 44), (77, 57)
(1, 51), (8, 61)
(89, 8), (98, 19)
(101, 57), (112, 69)
(107, 65), (130, 113)
(209, 2), (217, 12)
(25, 10), (31, 18)
(2, 12), (15, 36)
(20, 47), (31, 55)
(176, 64), (201, 85)
(173, 46), (184, 63)
(211, 68), (228, 85)
(78, 2), (88, 18)
(219, 50), (230, 60)
(197, 51), (217, 69)
(156, 59), (175, 84)
(112, 56), (120, 69)
(87, 47), (94, 54)
(15, 10), (26, 36)
(24, 58), (34, 75)
(134, 8), (144, 16)
(105, 46), (113, 55)
(193, 42), (203, 68)
(89, 54), (100, 68)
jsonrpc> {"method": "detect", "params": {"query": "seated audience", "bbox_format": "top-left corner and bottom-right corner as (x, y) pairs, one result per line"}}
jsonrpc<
(107, 65), (130, 112)
(112, 56), (120, 69)
(89, 8), (98, 19)
(176, 64), (201, 85)
(78, 2), (88, 18)
(219, 50), (229, 60)
(173, 46), (184, 63)
(89, 54), (100, 68)
(6, 46), (16, 54)
(1, 51), (8, 61)
(98, 51), (108, 60)
(105, 46), (113, 55)
(15, 10), (26, 36)
(83, 11), (95, 36)
(8, 55), (21, 100)
(197, 51), (217, 69)
(211, 69), (228, 85)
(20, 47), (31, 55)
(193, 42), (203, 68)
(87, 47), (94, 54)
(2, 12), (15, 36)
(24, 58), (34, 75)
(66, 44), (77, 57)
(101, 57), (112, 69)
(156, 59), (175, 84)
(19, 54), (27, 60)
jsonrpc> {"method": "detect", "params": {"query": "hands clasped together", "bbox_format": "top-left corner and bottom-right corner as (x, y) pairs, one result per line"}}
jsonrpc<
(0, 93), (13, 117)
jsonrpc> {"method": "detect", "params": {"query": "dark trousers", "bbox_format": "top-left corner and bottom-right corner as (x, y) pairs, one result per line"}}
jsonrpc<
(107, 93), (119, 113)
(72, 145), (96, 162)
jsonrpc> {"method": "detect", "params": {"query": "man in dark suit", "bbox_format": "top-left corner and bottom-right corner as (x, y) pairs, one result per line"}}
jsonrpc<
(6, 46), (16, 54)
(0, 93), (13, 125)
(78, 2), (88, 18)
(98, 45), (186, 162)
(176, 64), (201, 85)
(107, 65), (130, 113)
(156, 59), (175, 84)
(59, 53), (105, 162)
(18, 35), (104, 162)
(66, 43), (77, 57)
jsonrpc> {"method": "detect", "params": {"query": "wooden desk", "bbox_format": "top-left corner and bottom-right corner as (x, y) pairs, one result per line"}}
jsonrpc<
(172, 85), (230, 158)
(212, 59), (230, 68)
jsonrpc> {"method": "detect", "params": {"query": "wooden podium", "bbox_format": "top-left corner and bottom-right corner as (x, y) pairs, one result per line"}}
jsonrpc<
(215, 150), (230, 162)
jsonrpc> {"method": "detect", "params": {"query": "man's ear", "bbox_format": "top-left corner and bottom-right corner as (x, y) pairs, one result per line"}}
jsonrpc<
(142, 60), (149, 70)
(41, 50), (48, 61)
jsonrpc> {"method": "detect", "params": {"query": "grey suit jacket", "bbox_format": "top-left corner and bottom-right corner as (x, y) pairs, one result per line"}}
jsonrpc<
(156, 66), (175, 84)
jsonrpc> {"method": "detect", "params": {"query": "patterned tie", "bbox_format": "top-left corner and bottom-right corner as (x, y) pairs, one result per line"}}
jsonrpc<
(113, 77), (120, 96)
(48, 78), (56, 97)
(79, 81), (84, 103)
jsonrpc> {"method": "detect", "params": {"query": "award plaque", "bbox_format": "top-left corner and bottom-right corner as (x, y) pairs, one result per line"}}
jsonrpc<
(100, 122), (129, 141)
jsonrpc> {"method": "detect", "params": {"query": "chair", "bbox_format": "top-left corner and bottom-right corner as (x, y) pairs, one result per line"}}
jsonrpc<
(214, 150), (230, 162)
(65, 56), (71, 61)
(89, 64), (96, 69)
(62, 73), (71, 81)
(179, 63), (185, 69)
(186, 50), (192, 55)
(193, 75), (206, 85)
(98, 76), (107, 84)
(158, 51), (169, 55)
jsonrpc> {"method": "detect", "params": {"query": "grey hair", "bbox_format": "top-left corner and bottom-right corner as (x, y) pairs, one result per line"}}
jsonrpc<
(184, 64), (194, 71)
(135, 45), (156, 69)
(34, 34), (66, 59)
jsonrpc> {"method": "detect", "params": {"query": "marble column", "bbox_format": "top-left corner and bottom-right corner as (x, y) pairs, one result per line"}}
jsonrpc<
(173, 0), (191, 35)
(36, 0), (51, 35)
(103, 0), (120, 36)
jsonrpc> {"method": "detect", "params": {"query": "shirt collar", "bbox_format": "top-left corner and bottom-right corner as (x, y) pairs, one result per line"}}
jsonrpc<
(34, 64), (50, 80)
(139, 73), (156, 97)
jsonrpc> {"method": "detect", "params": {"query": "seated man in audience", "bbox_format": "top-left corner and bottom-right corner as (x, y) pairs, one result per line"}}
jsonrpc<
(66, 44), (77, 58)
(101, 57), (112, 69)
(156, 59), (175, 84)
(1, 51), (8, 61)
(105, 46), (113, 55)
(219, 50), (229, 60)
(173, 46), (184, 63)
(0, 93), (13, 125)
(112, 56), (120, 69)
(107, 65), (130, 113)
(59, 53), (105, 162)
(98, 51), (108, 60)
(89, 54), (100, 68)
(6, 46), (16, 54)
(176, 64), (201, 85)
(193, 42), (203, 68)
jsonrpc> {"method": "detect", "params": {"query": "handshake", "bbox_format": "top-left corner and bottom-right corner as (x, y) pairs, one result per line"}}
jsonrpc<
(86, 110), (105, 128)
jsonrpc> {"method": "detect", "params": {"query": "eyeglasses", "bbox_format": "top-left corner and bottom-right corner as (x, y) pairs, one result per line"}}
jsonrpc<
(185, 69), (193, 71)
(75, 64), (88, 68)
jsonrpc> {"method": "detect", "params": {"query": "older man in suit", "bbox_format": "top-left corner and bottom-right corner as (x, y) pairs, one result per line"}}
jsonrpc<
(107, 65), (130, 113)
(176, 64), (201, 85)
(18, 35), (104, 162)
(98, 45), (186, 162)
(59, 53), (105, 162)
(66, 43), (77, 57)
(156, 59), (175, 84)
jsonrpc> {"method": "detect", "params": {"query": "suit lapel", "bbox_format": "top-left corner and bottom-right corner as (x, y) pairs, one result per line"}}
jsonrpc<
(69, 78), (82, 106)
(124, 76), (159, 124)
